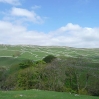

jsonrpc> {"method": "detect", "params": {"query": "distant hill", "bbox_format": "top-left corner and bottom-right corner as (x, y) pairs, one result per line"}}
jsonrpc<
(0, 44), (99, 62)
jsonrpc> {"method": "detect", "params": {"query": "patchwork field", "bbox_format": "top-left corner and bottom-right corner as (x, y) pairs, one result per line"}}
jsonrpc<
(0, 44), (99, 62)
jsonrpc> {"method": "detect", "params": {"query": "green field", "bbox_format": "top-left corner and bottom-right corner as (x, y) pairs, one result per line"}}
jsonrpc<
(0, 90), (98, 99)
(0, 44), (99, 62)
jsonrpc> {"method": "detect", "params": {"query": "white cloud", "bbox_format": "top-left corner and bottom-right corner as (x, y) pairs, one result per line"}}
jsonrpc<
(0, 0), (21, 5)
(0, 20), (48, 44)
(59, 23), (81, 32)
(2, 7), (44, 24)
(11, 7), (34, 17)
(0, 21), (99, 48)
(10, 7), (43, 24)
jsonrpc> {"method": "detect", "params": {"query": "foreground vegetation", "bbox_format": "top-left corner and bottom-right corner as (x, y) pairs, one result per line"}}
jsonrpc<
(0, 89), (99, 99)
(0, 55), (99, 96)
(0, 44), (99, 98)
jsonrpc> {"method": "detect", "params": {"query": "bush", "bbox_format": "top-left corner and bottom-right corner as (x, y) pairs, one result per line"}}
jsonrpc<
(88, 87), (99, 96)
(79, 89), (88, 95)
(43, 55), (56, 63)
(16, 68), (39, 90)
(19, 60), (33, 69)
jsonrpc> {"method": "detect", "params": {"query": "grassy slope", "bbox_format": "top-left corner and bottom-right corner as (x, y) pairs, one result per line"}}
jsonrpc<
(0, 45), (99, 98)
(0, 90), (99, 99)
(0, 44), (99, 62)
(0, 57), (25, 67)
(0, 44), (99, 71)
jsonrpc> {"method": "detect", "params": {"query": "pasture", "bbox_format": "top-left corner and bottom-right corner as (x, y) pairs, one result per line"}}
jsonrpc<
(0, 89), (99, 99)
(0, 44), (99, 62)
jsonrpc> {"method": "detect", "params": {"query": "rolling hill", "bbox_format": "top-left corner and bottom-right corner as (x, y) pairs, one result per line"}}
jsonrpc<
(0, 44), (99, 62)
(0, 44), (99, 98)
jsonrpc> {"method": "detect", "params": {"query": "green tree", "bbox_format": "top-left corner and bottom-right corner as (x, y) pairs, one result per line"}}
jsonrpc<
(19, 60), (33, 69)
(43, 55), (56, 63)
(16, 66), (42, 90)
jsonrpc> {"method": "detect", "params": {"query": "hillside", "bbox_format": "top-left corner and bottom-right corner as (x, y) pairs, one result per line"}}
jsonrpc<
(0, 44), (99, 97)
(0, 44), (99, 62)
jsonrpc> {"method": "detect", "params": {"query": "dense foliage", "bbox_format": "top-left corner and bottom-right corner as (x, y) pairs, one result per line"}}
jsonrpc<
(0, 55), (99, 96)
(43, 55), (56, 63)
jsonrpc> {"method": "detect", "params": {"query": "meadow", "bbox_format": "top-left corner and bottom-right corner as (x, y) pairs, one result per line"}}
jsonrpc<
(0, 44), (99, 62)
(0, 89), (99, 99)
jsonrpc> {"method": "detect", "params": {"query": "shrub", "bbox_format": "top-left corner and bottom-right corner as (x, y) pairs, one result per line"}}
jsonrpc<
(43, 55), (56, 63)
(79, 89), (88, 95)
(19, 60), (33, 69)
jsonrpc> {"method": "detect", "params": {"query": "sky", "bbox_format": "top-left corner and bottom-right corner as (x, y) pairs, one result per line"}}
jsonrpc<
(0, 0), (99, 48)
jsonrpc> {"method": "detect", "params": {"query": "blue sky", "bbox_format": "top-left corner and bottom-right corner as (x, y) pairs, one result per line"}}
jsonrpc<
(0, 0), (99, 48)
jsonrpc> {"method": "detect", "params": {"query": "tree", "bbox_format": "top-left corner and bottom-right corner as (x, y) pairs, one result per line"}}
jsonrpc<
(19, 60), (33, 69)
(16, 67), (40, 90)
(43, 55), (56, 63)
(0, 67), (7, 90)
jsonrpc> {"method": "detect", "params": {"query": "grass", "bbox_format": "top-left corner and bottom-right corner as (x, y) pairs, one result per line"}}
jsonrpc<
(0, 57), (25, 67)
(0, 89), (99, 99)
(0, 44), (99, 62)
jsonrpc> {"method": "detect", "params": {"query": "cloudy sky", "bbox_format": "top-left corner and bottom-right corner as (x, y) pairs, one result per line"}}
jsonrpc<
(0, 0), (99, 48)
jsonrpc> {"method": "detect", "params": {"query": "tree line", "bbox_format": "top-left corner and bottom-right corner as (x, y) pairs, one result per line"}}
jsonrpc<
(0, 55), (99, 96)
